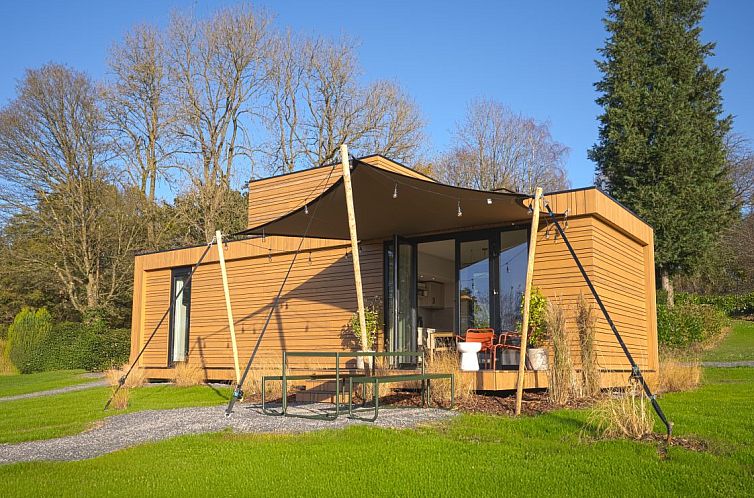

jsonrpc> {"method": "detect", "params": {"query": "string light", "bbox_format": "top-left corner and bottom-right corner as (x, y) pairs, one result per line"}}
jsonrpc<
(308, 251), (312, 264)
(393, 183), (398, 199)
(304, 204), (309, 215)
(268, 249), (272, 262)
(457, 200), (463, 217)
(486, 198), (493, 205)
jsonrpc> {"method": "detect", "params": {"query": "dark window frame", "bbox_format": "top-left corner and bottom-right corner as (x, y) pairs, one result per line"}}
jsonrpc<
(168, 266), (192, 366)
(382, 224), (529, 346)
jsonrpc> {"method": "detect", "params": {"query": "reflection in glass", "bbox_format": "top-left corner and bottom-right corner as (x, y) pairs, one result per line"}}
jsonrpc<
(459, 239), (490, 331)
(499, 230), (528, 331)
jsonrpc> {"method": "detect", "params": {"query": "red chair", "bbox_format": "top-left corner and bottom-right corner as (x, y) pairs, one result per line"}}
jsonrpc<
(457, 328), (496, 369)
(493, 330), (524, 369)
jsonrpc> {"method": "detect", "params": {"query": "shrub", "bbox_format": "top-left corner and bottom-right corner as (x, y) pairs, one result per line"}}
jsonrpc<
(576, 294), (601, 397)
(590, 380), (654, 439)
(655, 357), (701, 393)
(174, 362), (205, 386)
(6, 309), (130, 373)
(348, 297), (382, 350)
(35, 321), (131, 372)
(675, 291), (754, 317)
(547, 299), (578, 404)
(108, 386), (131, 410)
(521, 287), (548, 347)
(241, 359), (286, 402)
(657, 303), (728, 348)
(7, 307), (53, 373)
(0, 339), (19, 375)
(106, 363), (146, 388)
(426, 351), (474, 403)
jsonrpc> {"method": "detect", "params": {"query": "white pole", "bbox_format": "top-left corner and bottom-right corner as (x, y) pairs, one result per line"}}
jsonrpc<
(515, 187), (543, 416)
(340, 144), (369, 370)
(216, 230), (241, 384)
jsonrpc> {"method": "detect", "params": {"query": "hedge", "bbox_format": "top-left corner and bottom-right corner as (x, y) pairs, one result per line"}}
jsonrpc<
(657, 303), (729, 349)
(5, 308), (130, 373)
(675, 292), (754, 317)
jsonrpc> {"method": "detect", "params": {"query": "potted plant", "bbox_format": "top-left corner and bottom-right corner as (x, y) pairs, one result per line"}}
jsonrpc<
(521, 287), (549, 370)
(349, 297), (382, 368)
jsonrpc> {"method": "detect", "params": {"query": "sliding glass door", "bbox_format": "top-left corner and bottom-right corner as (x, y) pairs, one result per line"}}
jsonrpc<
(385, 236), (416, 365)
(458, 238), (491, 331)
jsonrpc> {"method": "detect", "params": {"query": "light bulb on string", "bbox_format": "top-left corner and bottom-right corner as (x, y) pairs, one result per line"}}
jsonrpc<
(308, 251), (312, 264)
(457, 200), (463, 217)
(393, 183), (398, 199)
(268, 249), (272, 262)
(304, 204), (309, 215)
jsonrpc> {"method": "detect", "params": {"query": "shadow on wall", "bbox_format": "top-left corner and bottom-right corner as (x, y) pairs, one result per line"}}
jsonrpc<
(182, 250), (381, 371)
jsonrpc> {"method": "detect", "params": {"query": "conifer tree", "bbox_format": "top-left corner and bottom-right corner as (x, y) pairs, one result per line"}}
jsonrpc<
(589, 0), (735, 306)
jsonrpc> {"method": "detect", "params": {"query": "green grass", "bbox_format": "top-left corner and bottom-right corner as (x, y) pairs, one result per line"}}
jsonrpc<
(702, 320), (754, 362)
(0, 368), (752, 496)
(0, 385), (231, 444)
(0, 370), (94, 397)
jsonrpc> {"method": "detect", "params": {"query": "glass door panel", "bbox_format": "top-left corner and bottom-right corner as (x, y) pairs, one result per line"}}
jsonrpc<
(459, 239), (491, 332)
(498, 230), (528, 331)
(385, 237), (416, 366)
(395, 239), (416, 365)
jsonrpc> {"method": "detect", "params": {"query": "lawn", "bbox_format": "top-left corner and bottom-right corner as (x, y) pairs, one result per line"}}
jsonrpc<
(0, 370), (94, 398)
(0, 367), (752, 497)
(702, 320), (754, 362)
(0, 384), (231, 444)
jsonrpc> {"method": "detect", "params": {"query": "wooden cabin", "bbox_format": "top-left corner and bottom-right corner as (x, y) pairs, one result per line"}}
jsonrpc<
(129, 155), (657, 390)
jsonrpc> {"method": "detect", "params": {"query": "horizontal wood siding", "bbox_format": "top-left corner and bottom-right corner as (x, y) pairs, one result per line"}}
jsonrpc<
(133, 239), (383, 371)
(532, 191), (656, 374)
(131, 170), (658, 385)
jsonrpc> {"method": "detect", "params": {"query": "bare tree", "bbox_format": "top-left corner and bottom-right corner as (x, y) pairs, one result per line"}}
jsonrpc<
(726, 132), (754, 212)
(435, 98), (569, 193)
(106, 23), (176, 248)
(0, 64), (142, 315)
(262, 36), (425, 174)
(168, 6), (270, 241)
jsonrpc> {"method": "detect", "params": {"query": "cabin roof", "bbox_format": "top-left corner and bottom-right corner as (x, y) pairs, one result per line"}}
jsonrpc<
(242, 157), (531, 241)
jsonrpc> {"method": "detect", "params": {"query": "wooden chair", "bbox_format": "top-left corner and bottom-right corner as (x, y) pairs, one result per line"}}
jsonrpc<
(456, 328), (496, 369)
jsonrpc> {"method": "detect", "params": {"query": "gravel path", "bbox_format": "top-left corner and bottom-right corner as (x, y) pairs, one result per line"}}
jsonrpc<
(701, 360), (754, 368)
(0, 380), (108, 403)
(0, 403), (457, 464)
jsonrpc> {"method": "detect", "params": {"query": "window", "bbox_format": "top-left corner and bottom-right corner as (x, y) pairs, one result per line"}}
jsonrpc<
(169, 267), (192, 364)
(498, 229), (528, 331)
(459, 239), (491, 331)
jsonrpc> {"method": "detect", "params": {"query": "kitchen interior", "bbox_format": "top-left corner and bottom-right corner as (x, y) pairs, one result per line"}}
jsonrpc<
(416, 239), (455, 355)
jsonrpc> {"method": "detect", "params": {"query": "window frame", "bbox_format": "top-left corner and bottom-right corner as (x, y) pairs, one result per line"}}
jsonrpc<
(168, 266), (192, 366)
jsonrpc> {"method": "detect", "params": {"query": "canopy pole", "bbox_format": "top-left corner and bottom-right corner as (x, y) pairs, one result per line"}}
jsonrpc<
(341, 144), (369, 369)
(515, 187), (543, 416)
(216, 230), (241, 384)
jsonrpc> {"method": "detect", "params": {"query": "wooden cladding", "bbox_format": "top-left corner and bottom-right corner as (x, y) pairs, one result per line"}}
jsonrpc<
(133, 239), (383, 370)
(132, 163), (658, 384)
(532, 213), (657, 373)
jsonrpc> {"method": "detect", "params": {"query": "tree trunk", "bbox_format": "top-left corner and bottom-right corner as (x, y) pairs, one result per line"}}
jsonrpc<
(661, 269), (674, 308)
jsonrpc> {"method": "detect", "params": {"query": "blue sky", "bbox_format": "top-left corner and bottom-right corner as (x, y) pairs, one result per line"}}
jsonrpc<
(0, 0), (751, 188)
